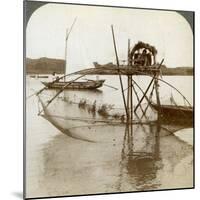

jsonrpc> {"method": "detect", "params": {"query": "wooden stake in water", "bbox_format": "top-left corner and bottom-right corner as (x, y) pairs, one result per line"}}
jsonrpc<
(111, 25), (128, 119)
(127, 39), (130, 122)
(127, 39), (133, 123)
(134, 59), (164, 113)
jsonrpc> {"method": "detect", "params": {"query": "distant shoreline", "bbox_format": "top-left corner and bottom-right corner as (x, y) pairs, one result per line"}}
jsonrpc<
(26, 57), (193, 76)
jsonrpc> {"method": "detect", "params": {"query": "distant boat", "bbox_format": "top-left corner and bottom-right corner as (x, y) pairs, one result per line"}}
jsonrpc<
(37, 75), (49, 78)
(29, 75), (49, 78)
(93, 62), (117, 68)
(42, 79), (105, 90)
(30, 75), (36, 78)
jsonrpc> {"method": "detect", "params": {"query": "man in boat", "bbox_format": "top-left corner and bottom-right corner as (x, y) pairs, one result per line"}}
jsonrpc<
(52, 72), (59, 82)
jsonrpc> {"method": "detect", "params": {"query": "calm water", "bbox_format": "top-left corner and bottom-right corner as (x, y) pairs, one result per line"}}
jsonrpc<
(25, 75), (193, 198)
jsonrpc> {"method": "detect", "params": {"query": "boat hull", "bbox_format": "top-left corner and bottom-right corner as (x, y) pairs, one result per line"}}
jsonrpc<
(151, 104), (193, 126)
(42, 80), (105, 90)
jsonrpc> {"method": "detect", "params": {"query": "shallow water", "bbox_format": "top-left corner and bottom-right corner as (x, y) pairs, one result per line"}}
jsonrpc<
(25, 75), (193, 198)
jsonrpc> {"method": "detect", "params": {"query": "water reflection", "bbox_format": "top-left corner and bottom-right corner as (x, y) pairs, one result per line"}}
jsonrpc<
(117, 122), (162, 191)
(37, 121), (192, 196)
(26, 76), (193, 198)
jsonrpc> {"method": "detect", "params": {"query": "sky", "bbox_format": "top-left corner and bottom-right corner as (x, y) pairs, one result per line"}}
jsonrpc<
(26, 3), (193, 72)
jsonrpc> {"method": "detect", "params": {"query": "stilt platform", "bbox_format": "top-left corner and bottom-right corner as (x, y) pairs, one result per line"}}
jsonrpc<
(75, 65), (160, 76)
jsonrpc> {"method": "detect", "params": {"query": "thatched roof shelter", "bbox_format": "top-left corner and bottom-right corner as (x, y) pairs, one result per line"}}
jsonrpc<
(130, 41), (158, 56)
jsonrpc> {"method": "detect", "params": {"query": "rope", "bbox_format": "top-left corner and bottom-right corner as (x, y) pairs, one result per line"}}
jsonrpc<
(133, 69), (192, 107)
(132, 79), (154, 105)
(133, 59), (164, 112)
(140, 84), (155, 119)
(132, 82), (147, 118)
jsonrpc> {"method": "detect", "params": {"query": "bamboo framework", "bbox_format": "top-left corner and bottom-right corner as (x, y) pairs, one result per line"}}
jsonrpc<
(111, 25), (163, 124)
(31, 25), (192, 137)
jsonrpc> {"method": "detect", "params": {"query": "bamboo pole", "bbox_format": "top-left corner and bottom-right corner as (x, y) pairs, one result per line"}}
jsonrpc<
(127, 39), (131, 122)
(134, 59), (164, 112)
(127, 77), (130, 121)
(140, 85), (155, 119)
(132, 82), (146, 116)
(128, 39), (130, 66)
(38, 74), (86, 115)
(132, 69), (191, 107)
(64, 28), (68, 82)
(127, 39), (134, 123)
(130, 75), (133, 123)
(134, 78), (155, 112)
(154, 122), (160, 159)
(64, 17), (77, 82)
(156, 78), (191, 107)
(132, 79), (153, 104)
(154, 75), (161, 108)
(111, 25), (128, 119)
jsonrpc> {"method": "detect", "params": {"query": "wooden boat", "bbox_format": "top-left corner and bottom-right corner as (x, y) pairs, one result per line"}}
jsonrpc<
(37, 75), (49, 78)
(42, 20), (105, 90)
(150, 103), (193, 119)
(29, 75), (49, 78)
(30, 75), (36, 78)
(42, 79), (105, 90)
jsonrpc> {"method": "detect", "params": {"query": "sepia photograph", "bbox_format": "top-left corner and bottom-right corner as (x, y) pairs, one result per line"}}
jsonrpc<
(24, 1), (194, 199)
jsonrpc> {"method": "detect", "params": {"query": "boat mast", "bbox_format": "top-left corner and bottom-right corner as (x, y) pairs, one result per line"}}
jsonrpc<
(64, 17), (77, 82)
(64, 29), (68, 82)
